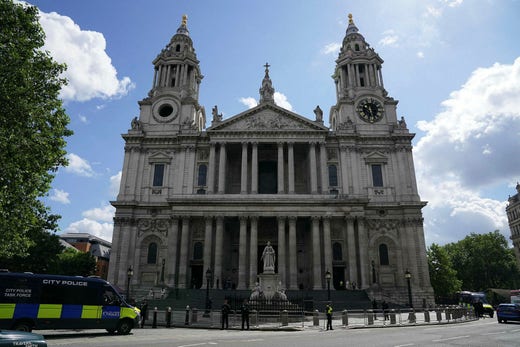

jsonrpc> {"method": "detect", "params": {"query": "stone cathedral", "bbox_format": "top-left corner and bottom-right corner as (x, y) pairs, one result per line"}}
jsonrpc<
(108, 14), (434, 306)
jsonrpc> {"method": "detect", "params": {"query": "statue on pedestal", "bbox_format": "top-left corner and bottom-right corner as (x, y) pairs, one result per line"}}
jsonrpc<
(261, 241), (276, 274)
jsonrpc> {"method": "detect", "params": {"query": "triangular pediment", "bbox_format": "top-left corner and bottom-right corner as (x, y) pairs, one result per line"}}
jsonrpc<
(364, 151), (388, 164)
(208, 104), (328, 132)
(148, 151), (172, 163)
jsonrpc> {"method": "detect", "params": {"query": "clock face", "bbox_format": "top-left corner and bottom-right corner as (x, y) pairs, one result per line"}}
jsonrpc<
(356, 98), (384, 123)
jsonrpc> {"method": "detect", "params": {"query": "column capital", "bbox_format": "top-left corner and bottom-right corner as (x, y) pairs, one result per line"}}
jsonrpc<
(288, 216), (297, 222)
(239, 216), (248, 222)
(277, 216), (286, 222)
(277, 141), (284, 147)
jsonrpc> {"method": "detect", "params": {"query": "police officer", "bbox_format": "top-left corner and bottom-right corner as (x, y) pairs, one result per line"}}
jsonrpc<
(241, 299), (250, 330)
(326, 303), (333, 330)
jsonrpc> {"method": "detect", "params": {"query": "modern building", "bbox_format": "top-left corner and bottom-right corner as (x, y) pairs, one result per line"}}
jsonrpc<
(60, 232), (111, 279)
(507, 183), (520, 266)
(108, 14), (434, 306)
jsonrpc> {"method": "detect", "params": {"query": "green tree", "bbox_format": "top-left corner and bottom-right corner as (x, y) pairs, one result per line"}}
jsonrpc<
(0, 0), (72, 258)
(445, 231), (520, 290)
(427, 243), (462, 299)
(51, 248), (97, 277)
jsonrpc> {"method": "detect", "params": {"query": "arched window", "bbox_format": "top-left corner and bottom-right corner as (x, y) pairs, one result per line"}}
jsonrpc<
(379, 243), (389, 265)
(175, 44), (181, 52)
(328, 165), (338, 187)
(147, 242), (157, 264)
(355, 43), (360, 51)
(198, 164), (207, 186)
(333, 242), (343, 261)
(193, 242), (203, 260)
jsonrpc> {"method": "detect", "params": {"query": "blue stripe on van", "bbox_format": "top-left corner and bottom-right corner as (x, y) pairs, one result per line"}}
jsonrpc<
(13, 303), (39, 319)
(61, 304), (83, 319)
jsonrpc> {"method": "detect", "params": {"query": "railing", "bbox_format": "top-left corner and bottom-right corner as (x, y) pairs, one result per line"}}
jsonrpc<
(140, 306), (478, 329)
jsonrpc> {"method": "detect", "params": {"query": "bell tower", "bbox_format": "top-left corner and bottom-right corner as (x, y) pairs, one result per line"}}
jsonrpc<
(329, 14), (399, 133)
(136, 15), (205, 134)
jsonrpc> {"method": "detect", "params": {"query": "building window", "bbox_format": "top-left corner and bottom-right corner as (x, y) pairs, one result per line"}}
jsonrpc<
(371, 164), (383, 187)
(379, 244), (389, 265)
(328, 165), (338, 187)
(153, 164), (165, 187)
(147, 242), (158, 264)
(197, 164), (207, 186)
(193, 242), (203, 260)
(333, 242), (343, 261)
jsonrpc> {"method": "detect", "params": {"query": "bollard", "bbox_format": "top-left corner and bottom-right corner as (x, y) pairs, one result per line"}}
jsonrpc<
(165, 307), (172, 328)
(281, 310), (288, 326)
(313, 310), (319, 326)
(445, 310), (451, 321)
(191, 308), (198, 323)
(390, 309), (396, 325)
(251, 310), (257, 326)
(342, 310), (348, 326)
(152, 307), (157, 328)
(436, 310), (442, 322)
(367, 310), (374, 325)
(185, 305), (190, 325)
(408, 311), (416, 324)
(424, 310), (430, 323)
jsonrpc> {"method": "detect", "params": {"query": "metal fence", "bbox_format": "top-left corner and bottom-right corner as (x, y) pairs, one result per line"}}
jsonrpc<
(140, 306), (478, 330)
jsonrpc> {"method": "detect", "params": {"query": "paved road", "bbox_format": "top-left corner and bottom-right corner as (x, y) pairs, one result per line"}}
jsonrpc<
(41, 318), (520, 347)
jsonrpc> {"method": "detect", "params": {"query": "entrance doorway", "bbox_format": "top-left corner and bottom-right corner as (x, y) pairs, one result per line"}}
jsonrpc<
(333, 267), (345, 290)
(258, 161), (277, 194)
(191, 265), (203, 289)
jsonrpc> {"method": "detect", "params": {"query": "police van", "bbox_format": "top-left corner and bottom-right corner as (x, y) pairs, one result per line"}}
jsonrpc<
(0, 272), (140, 334)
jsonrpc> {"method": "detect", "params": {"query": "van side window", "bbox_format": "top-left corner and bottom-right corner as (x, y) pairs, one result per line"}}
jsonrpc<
(102, 287), (120, 306)
(41, 285), (99, 305)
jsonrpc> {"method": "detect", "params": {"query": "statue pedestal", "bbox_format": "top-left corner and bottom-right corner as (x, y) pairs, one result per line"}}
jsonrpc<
(258, 273), (280, 300)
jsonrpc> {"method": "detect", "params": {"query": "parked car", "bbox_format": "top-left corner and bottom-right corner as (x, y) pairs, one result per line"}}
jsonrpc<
(0, 330), (47, 346)
(496, 303), (520, 323)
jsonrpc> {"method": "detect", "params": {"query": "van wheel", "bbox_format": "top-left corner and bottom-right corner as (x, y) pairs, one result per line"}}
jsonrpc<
(117, 319), (133, 335)
(13, 321), (32, 332)
(489, 312), (494, 318)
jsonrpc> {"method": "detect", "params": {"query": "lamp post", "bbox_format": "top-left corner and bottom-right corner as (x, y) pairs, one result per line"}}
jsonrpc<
(405, 269), (413, 308)
(126, 266), (133, 302)
(325, 269), (332, 302)
(204, 268), (212, 316)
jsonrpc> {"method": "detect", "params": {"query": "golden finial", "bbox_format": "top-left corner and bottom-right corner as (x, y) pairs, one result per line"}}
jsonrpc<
(182, 14), (188, 26)
(348, 13), (354, 24)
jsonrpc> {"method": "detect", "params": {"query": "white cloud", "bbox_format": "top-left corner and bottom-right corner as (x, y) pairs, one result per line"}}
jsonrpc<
(379, 30), (399, 47)
(274, 92), (293, 111)
(82, 204), (115, 223)
(415, 57), (520, 244)
(321, 43), (341, 55)
(109, 171), (122, 198)
(64, 218), (113, 242)
(417, 51), (425, 59)
(239, 97), (258, 109)
(65, 153), (95, 177)
(38, 10), (135, 101)
(49, 189), (70, 204)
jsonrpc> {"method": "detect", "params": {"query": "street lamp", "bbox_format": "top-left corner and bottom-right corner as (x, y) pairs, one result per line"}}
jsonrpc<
(126, 266), (133, 302)
(325, 269), (332, 302)
(204, 268), (213, 316)
(405, 269), (413, 308)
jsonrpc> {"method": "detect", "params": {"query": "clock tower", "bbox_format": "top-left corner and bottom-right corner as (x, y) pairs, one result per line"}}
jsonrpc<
(329, 14), (399, 133)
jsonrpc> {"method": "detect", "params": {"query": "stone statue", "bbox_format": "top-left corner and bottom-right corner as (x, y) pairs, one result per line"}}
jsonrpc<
(131, 116), (141, 130)
(313, 105), (323, 122)
(261, 241), (276, 273)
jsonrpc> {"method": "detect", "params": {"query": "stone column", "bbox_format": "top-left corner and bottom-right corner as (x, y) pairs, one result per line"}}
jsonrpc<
(207, 143), (216, 194)
(288, 142), (295, 194)
(345, 217), (357, 285)
(288, 217), (298, 290)
(277, 142), (284, 194)
(167, 217), (180, 286)
(309, 143), (318, 194)
(107, 219), (123, 284)
(339, 146), (349, 195)
(218, 143), (226, 194)
(323, 216), (333, 284)
(357, 217), (369, 288)
(249, 216), (258, 288)
(319, 142), (328, 193)
(312, 216), (322, 289)
(238, 217), (248, 289)
(241, 142), (248, 194)
(178, 218), (190, 288)
(277, 217), (286, 286)
(214, 217), (224, 288)
(203, 217), (213, 288)
(116, 222), (132, 285)
(251, 143), (258, 194)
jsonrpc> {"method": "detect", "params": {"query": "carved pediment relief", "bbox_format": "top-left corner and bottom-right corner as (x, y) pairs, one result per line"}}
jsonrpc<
(148, 151), (173, 164)
(363, 151), (388, 164)
(209, 104), (328, 132)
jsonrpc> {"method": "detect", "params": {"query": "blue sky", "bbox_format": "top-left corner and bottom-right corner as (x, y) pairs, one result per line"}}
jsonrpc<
(26, 0), (520, 246)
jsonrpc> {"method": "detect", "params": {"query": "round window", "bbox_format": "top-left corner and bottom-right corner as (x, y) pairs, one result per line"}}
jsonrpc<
(158, 104), (174, 117)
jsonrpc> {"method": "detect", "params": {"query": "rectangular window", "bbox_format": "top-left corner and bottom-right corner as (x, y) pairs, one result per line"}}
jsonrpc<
(371, 164), (383, 187)
(153, 164), (165, 187)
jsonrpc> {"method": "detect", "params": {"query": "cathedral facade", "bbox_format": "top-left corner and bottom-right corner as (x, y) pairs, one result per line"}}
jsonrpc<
(108, 14), (434, 306)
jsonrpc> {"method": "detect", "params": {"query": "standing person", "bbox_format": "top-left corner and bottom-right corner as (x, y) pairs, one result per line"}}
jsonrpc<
(372, 299), (378, 320)
(382, 300), (389, 320)
(241, 299), (250, 330)
(140, 299), (148, 328)
(221, 299), (231, 329)
(326, 303), (333, 330)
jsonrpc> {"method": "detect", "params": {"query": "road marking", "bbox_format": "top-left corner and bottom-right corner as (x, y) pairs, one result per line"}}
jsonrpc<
(394, 343), (415, 347)
(178, 343), (208, 347)
(481, 331), (506, 335)
(432, 335), (469, 342)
